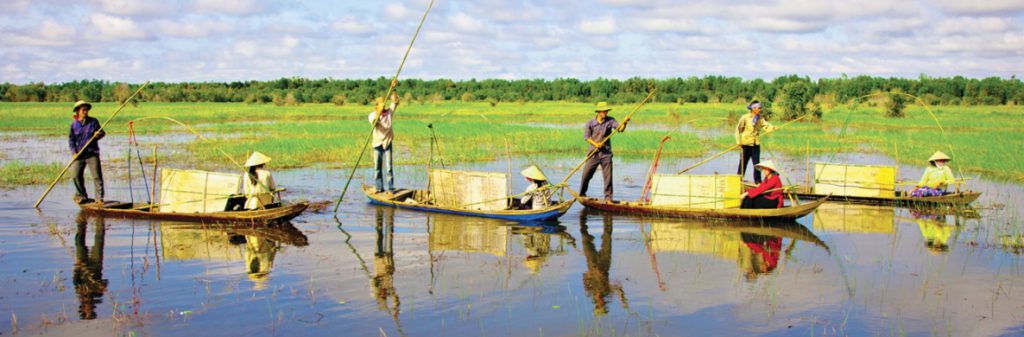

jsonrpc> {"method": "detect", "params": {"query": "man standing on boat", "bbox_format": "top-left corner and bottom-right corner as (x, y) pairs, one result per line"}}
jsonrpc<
(68, 100), (105, 204)
(369, 82), (399, 194)
(580, 101), (630, 201)
(735, 100), (775, 184)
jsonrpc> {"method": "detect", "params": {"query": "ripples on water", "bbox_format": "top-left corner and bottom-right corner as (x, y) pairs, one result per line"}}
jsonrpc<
(0, 156), (1021, 337)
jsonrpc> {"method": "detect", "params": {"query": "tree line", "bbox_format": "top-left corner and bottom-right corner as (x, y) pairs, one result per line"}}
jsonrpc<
(2, 75), (1022, 109)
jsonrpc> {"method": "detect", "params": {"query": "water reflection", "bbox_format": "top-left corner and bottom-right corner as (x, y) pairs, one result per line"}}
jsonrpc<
(73, 213), (107, 320)
(372, 207), (400, 320)
(641, 217), (829, 282)
(156, 220), (308, 289)
(813, 203), (896, 234)
(908, 210), (958, 254)
(511, 224), (575, 274)
(578, 212), (628, 316)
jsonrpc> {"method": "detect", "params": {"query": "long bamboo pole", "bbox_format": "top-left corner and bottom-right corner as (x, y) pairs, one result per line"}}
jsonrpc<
(675, 113), (810, 175)
(34, 81), (150, 208)
(557, 89), (657, 187)
(334, 0), (436, 213)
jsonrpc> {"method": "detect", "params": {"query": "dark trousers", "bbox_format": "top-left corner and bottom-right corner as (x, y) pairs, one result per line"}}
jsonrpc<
(741, 195), (777, 209)
(373, 144), (394, 192)
(71, 155), (104, 200)
(737, 145), (761, 183)
(579, 153), (613, 200)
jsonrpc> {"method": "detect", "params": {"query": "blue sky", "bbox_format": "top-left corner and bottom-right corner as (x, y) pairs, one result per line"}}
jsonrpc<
(1, 0), (1022, 84)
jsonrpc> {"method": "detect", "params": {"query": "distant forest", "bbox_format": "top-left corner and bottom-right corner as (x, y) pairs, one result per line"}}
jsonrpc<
(2, 75), (1022, 107)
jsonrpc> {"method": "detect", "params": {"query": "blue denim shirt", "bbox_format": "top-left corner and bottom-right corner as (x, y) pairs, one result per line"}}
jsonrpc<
(584, 116), (619, 154)
(69, 116), (105, 158)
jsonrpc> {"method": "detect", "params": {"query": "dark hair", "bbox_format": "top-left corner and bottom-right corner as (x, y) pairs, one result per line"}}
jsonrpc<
(248, 166), (259, 185)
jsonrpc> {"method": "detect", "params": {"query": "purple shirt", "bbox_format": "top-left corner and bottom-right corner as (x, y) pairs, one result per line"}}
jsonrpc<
(69, 116), (105, 157)
(584, 116), (620, 154)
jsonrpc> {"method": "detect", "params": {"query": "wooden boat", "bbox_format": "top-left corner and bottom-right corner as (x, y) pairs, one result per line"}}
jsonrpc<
(569, 189), (828, 221)
(362, 185), (574, 222)
(792, 189), (981, 207)
(77, 200), (309, 225)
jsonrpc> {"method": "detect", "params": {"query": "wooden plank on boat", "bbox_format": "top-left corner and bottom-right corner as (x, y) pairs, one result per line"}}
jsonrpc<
(429, 169), (508, 211)
(159, 168), (241, 213)
(650, 173), (742, 209)
(812, 162), (896, 198)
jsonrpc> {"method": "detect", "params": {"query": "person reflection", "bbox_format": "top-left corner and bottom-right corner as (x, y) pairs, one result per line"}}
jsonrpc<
(912, 210), (953, 254)
(73, 213), (108, 320)
(373, 207), (400, 318)
(740, 233), (782, 281)
(522, 232), (551, 274)
(579, 213), (627, 316)
(245, 234), (280, 291)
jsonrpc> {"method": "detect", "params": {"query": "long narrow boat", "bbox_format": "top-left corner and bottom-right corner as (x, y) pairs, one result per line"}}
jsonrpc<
(791, 189), (981, 207)
(362, 185), (574, 222)
(569, 189), (828, 221)
(77, 200), (309, 225)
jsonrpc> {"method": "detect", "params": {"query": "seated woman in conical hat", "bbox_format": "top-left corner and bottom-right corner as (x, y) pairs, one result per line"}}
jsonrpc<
(243, 151), (277, 210)
(911, 151), (955, 197)
(739, 160), (784, 209)
(518, 165), (552, 210)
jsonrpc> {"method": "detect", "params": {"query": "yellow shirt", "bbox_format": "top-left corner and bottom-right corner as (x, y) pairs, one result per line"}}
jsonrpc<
(916, 166), (955, 189)
(734, 113), (775, 146)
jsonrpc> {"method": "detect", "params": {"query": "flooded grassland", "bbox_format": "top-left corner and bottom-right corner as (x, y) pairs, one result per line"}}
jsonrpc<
(0, 102), (1022, 336)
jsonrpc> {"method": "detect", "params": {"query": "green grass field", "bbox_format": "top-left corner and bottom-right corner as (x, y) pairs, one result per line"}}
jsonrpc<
(0, 101), (1021, 183)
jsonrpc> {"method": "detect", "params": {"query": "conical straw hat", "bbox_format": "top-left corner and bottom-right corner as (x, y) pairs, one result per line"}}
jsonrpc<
(927, 151), (951, 163)
(754, 160), (779, 173)
(520, 165), (548, 181)
(244, 151), (272, 167)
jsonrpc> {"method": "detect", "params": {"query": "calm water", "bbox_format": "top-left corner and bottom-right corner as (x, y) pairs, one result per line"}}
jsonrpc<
(1, 149), (1022, 337)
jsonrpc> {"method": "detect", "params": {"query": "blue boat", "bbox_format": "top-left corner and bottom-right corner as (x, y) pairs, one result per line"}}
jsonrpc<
(362, 185), (574, 222)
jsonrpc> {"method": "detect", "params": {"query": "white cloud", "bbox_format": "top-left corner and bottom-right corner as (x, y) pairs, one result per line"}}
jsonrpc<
(191, 0), (264, 16)
(88, 13), (148, 40)
(99, 0), (174, 17)
(157, 20), (234, 38)
(233, 36), (301, 59)
(630, 18), (709, 34)
(449, 12), (485, 33)
(932, 0), (1024, 15)
(935, 17), (1013, 36)
(76, 57), (113, 69)
(578, 15), (618, 35)
(332, 16), (374, 35)
(384, 3), (413, 21)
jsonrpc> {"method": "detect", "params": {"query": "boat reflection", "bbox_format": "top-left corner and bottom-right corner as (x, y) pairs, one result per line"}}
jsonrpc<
(813, 203), (896, 234)
(579, 212), (628, 316)
(641, 216), (830, 282)
(73, 212), (108, 320)
(157, 219), (308, 289)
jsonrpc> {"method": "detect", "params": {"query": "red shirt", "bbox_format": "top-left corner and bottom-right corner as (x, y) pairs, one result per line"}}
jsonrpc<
(746, 172), (783, 208)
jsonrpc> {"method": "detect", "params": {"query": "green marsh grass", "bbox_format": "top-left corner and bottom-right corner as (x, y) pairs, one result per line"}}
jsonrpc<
(0, 161), (62, 187)
(1, 101), (1021, 181)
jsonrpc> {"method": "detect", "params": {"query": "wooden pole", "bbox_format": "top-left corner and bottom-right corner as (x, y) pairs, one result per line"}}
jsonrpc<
(152, 145), (158, 207)
(676, 113), (810, 175)
(334, 0), (436, 213)
(558, 88), (657, 187)
(34, 81), (150, 208)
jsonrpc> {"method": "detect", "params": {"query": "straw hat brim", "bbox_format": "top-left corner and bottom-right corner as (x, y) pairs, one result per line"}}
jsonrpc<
(520, 165), (548, 181)
(927, 151), (951, 163)
(754, 160), (779, 173)
(244, 151), (272, 167)
(72, 101), (92, 112)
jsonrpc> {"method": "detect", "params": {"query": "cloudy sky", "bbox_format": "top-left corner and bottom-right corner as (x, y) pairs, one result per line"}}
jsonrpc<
(1, 0), (1022, 84)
